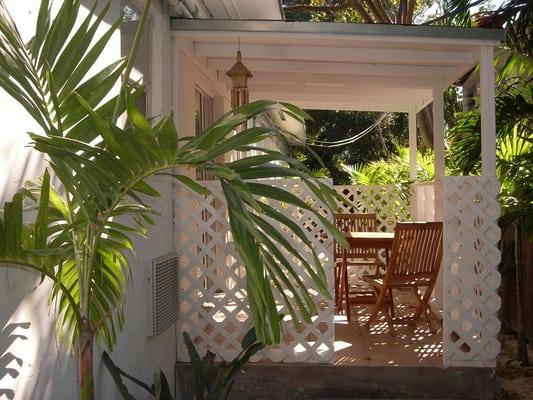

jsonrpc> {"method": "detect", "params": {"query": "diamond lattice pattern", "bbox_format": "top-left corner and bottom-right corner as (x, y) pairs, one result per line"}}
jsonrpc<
(442, 176), (501, 367)
(176, 179), (334, 363)
(334, 184), (411, 232)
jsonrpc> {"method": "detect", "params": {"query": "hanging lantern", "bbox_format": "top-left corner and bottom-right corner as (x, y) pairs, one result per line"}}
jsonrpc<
(226, 49), (253, 109)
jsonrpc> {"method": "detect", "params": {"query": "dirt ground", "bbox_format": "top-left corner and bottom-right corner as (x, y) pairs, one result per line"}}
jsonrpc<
(496, 333), (533, 400)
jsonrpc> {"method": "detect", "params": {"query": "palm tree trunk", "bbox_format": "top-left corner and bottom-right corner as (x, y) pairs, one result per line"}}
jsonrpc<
(79, 318), (94, 400)
(417, 105), (434, 149)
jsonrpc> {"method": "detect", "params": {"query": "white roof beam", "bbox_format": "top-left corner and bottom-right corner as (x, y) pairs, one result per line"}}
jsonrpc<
(249, 83), (431, 98)
(250, 92), (429, 111)
(194, 43), (474, 65)
(247, 71), (442, 88)
(208, 59), (458, 79)
(172, 19), (505, 46)
(273, 101), (412, 113)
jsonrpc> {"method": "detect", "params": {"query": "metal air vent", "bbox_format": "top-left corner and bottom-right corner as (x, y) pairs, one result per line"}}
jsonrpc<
(148, 253), (179, 336)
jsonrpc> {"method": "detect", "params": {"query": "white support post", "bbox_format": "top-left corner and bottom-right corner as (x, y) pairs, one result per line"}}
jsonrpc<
(432, 86), (445, 179)
(409, 107), (418, 221)
(431, 90), (445, 304)
(479, 46), (497, 176)
(409, 108), (417, 181)
(432, 86), (445, 221)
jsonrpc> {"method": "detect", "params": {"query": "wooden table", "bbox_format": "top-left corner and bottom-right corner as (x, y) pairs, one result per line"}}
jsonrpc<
(343, 231), (395, 251)
(340, 231), (395, 320)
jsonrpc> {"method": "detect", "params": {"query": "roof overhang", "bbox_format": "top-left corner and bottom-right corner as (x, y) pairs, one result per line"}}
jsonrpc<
(172, 19), (505, 112)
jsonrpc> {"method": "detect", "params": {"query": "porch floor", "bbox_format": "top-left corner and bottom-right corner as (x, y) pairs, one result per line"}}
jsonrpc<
(333, 288), (443, 367)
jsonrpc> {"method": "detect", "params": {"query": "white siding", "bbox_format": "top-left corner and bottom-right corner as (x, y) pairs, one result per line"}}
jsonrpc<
(0, 1), (176, 399)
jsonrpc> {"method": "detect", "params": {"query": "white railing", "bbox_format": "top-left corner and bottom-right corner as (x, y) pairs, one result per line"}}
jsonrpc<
(334, 184), (411, 232)
(175, 179), (334, 363)
(175, 178), (500, 368)
(442, 176), (501, 367)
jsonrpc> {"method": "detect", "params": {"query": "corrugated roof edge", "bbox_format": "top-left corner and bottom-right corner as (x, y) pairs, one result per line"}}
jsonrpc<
(171, 18), (505, 42)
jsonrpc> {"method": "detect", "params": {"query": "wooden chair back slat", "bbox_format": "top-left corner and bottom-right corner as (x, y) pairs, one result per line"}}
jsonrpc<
(365, 222), (443, 333)
(386, 222), (443, 282)
(333, 213), (379, 260)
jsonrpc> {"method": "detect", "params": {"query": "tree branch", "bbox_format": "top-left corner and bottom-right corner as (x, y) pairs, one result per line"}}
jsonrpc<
(372, 0), (393, 23)
(284, 1), (375, 23)
(422, 0), (484, 25)
(363, 0), (388, 23)
(406, 0), (416, 24)
(284, 1), (352, 13)
(397, 0), (407, 24)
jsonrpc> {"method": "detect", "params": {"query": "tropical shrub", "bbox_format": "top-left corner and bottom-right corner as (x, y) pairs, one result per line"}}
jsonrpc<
(448, 0), (532, 365)
(182, 327), (265, 400)
(344, 145), (435, 186)
(0, 1), (346, 399)
(102, 351), (174, 400)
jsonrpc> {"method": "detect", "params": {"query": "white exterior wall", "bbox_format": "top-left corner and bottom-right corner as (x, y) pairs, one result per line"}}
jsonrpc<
(173, 36), (230, 171)
(0, 1), (176, 399)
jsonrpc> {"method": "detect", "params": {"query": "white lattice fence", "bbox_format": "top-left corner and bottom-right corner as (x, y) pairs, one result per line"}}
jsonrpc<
(334, 184), (411, 232)
(333, 184), (411, 283)
(175, 179), (334, 363)
(442, 176), (501, 367)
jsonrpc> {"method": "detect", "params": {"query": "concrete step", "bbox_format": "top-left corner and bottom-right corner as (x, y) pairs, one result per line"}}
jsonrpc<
(176, 363), (498, 400)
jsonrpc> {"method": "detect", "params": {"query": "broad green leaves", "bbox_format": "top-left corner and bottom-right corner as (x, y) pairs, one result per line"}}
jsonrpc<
(183, 327), (264, 400)
(0, 0), (346, 352)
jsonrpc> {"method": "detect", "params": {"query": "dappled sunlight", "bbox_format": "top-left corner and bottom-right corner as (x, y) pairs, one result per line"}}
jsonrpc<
(333, 340), (352, 352)
(334, 288), (443, 367)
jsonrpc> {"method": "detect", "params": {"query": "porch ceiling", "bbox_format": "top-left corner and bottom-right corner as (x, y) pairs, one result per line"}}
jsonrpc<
(172, 19), (504, 112)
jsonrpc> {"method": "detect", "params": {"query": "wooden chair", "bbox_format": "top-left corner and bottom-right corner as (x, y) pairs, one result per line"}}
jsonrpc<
(334, 213), (383, 320)
(363, 222), (443, 335)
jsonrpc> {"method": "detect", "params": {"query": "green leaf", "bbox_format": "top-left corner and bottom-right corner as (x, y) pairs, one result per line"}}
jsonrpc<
(102, 351), (150, 400)
(4, 193), (22, 258)
(153, 370), (174, 400)
(280, 102), (313, 121)
(61, 59), (127, 129)
(127, 93), (152, 134)
(38, 0), (80, 68)
(59, 16), (122, 99)
(154, 114), (178, 163)
(34, 170), (50, 250)
(51, 2), (102, 87)
(168, 174), (211, 197)
(241, 327), (258, 349)
(205, 127), (273, 159)
(30, 0), (51, 56)
(132, 180), (161, 197)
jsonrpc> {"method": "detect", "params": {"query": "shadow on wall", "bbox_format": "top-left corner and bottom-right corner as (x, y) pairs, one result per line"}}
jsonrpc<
(0, 322), (30, 400)
(0, 268), (78, 400)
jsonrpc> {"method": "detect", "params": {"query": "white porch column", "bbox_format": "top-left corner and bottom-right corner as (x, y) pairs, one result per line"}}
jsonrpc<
(479, 46), (497, 176)
(409, 107), (418, 220)
(432, 86), (445, 179)
(432, 86), (445, 221)
(408, 107), (417, 181)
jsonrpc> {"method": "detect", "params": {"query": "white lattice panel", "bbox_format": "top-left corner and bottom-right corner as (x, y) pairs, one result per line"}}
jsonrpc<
(442, 176), (501, 367)
(175, 179), (334, 363)
(334, 184), (410, 232)
(333, 184), (412, 282)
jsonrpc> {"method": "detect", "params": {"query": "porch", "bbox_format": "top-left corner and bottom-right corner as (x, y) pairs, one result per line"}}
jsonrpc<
(171, 20), (504, 371)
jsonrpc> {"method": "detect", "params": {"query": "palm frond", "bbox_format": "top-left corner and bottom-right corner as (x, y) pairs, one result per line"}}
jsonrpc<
(0, 1), (346, 350)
